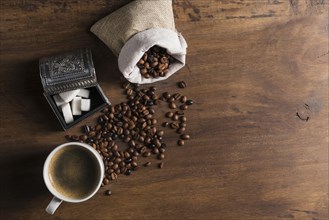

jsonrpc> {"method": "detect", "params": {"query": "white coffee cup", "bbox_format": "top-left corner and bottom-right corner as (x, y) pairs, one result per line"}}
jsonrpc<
(43, 142), (104, 214)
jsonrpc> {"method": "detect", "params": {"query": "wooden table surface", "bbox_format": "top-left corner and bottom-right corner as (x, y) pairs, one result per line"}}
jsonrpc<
(1, 0), (328, 219)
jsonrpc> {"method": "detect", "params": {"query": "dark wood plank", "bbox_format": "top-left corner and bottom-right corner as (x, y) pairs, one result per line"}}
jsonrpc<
(0, 0), (328, 219)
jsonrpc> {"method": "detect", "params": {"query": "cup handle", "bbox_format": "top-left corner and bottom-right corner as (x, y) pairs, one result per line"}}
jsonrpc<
(46, 196), (63, 214)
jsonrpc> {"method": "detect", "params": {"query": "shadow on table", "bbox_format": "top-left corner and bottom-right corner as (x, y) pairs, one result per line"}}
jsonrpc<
(0, 149), (50, 211)
(5, 48), (122, 133)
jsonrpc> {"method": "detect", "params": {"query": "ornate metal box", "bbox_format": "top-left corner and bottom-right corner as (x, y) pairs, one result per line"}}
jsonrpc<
(39, 48), (110, 130)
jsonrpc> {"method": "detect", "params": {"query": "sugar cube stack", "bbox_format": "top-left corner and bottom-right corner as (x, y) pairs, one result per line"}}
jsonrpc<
(52, 88), (92, 124)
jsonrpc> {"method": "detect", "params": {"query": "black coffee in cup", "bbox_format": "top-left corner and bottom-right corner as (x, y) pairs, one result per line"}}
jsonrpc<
(48, 145), (101, 200)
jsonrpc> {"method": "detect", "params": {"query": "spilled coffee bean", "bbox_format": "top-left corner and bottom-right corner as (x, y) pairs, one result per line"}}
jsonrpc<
(65, 81), (193, 190)
(177, 81), (187, 88)
(105, 190), (112, 196)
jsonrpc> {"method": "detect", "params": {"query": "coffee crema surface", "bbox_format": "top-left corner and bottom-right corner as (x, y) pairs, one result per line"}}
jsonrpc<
(48, 145), (101, 200)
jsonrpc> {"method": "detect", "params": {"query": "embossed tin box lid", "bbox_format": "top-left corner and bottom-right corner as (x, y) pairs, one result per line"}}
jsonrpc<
(39, 48), (98, 95)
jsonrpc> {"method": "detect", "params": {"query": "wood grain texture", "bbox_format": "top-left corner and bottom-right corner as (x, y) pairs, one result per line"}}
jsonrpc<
(0, 0), (328, 219)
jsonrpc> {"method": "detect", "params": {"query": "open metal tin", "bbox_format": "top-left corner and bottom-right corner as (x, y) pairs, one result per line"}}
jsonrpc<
(39, 48), (110, 130)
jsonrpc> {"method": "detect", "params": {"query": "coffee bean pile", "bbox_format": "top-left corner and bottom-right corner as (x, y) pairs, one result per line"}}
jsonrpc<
(66, 81), (192, 187)
(137, 46), (176, 79)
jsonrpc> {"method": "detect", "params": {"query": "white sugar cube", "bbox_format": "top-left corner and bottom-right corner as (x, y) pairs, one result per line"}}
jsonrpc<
(61, 103), (74, 124)
(77, 88), (90, 98)
(71, 97), (82, 116)
(53, 95), (66, 107)
(59, 89), (80, 103)
(81, 99), (91, 111)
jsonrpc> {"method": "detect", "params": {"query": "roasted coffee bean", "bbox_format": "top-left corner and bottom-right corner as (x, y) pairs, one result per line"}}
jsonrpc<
(162, 122), (169, 127)
(177, 81), (187, 88)
(105, 190), (112, 196)
(181, 134), (190, 140)
(175, 111), (185, 115)
(140, 146), (147, 153)
(177, 140), (185, 146)
(144, 161), (151, 167)
(123, 136), (131, 143)
(102, 107), (109, 113)
(149, 108), (155, 114)
(169, 102), (176, 109)
(131, 161), (138, 168)
(163, 92), (171, 99)
(172, 114), (179, 121)
(125, 169), (132, 176)
(170, 122), (179, 129)
(119, 161), (126, 167)
(124, 152), (130, 158)
(159, 148), (165, 153)
(114, 158), (122, 163)
(177, 127), (186, 134)
(155, 139), (161, 148)
(122, 81), (131, 89)
(80, 135), (88, 141)
(180, 96), (187, 103)
(140, 68), (147, 75)
(173, 93), (181, 100)
(114, 169), (120, 175)
(186, 100), (193, 105)
(180, 104), (188, 110)
(112, 144), (118, 151)
(158, 162), (164, 169)
(179, 116), (187, 122)
(165, 112), (174, 118)
(156, 130), (164, 137)
(107, 168), (114, 174)
(158, 153), (165, 160)
(167, 96), (175, 103)
(103, 178), (110, 185)
(112, 163), (119, 170)
(83, 125), (91, 134)
(152, 148), (159, 154)
(143, 151), (151, 157)
(88, 131), (96, 138)
(111, 172), (118, 180)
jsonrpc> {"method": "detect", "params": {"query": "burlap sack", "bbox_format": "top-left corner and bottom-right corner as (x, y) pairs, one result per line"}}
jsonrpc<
(91, 0), (187, 84)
